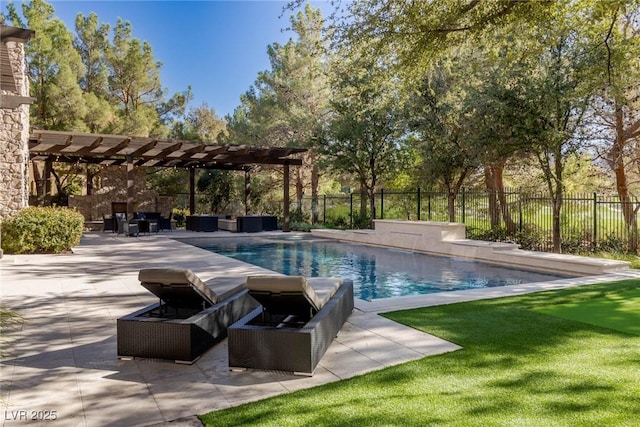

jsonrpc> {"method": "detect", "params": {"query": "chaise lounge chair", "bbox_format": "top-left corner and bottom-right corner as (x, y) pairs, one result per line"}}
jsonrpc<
(228, 275), (354, 376)
(117, 268), (259, 364)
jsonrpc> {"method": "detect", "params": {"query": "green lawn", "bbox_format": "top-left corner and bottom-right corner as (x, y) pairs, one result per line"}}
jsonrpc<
(200, 280), (640, 426)
(533, 288), (640, 336)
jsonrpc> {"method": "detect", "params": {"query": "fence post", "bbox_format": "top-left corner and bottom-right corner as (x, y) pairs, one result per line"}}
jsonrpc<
(323, 195), (326, 223)
(417, 187), (421, 221)
(593, 192), (597, 250)
(461, 187), (466, 223)
(518, 192), (523, 233)
(350, 192), (353, 228)
(380, 189), (384, 219)
(428, 192), (432, 220)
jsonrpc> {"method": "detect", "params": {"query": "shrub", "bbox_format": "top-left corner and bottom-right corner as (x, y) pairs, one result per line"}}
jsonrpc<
(288, 221), (319, 232)
(1, 207), (84, 254)
(172, 208), (188, 228)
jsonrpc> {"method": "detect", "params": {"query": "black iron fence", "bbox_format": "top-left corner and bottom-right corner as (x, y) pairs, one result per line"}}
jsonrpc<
(165, 188), (640, 253)
(290, 189), (640, 254)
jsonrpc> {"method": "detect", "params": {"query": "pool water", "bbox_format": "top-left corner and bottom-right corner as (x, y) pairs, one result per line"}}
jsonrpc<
(179, 235), (576, 301)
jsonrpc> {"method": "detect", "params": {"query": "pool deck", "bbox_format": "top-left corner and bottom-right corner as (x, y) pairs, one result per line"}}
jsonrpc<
(1, 230), (639, 426)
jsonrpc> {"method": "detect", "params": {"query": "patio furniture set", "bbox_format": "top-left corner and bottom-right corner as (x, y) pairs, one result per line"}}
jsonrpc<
(186, 214), (278, 233)
(104, 211), (173, 236)
(117, 268), (354, 375)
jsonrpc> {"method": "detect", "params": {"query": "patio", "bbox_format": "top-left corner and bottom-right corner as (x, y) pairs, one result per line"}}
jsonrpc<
(0, 230), (461, 427)
(2, 230), (639, 426)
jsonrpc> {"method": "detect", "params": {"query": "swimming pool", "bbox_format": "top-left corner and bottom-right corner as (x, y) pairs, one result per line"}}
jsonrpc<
(178, 234), (577, 300)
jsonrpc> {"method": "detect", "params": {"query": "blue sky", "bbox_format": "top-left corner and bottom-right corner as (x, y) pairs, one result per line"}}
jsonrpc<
(36, 0), (333, 118)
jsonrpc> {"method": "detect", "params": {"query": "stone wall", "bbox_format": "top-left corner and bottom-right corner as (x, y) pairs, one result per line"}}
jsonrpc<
(68, 166), (173, 221)
(0, 40), (30, 219)
(1, 31), (32, 258)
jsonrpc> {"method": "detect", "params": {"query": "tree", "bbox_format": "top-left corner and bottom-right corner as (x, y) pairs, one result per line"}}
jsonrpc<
(522, 7), (594, 253)
(171, 103), (226, 142)
(324, 53), (401, 227)
(197, 170), (235, 214)
(245, 4), (332, 222)
(3, 0), (87, 205)
(403, 58), (481, 222)
(103, 18), (191, 137)
(325, 0), (552, 80)
(74, 12), (113, 133)
(4, 0), (86, 130)
(587, 1), (640, 251)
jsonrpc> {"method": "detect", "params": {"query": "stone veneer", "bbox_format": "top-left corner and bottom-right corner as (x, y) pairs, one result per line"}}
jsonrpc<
(1, 40), (30, 219)
(68, 166), (173, 222)
(1, 29), (33, 258)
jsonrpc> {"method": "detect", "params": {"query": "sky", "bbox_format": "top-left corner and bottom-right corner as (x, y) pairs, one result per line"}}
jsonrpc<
(26, 0), (334, 118)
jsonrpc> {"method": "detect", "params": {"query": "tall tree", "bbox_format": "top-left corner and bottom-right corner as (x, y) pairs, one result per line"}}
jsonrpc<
(523, 5), (594, 253)
(104, 18), (162, 135)
(324, 52), (401, 227)
(171, 103), (227, 142)
(403, 57), (481, 222)
(587, 1), (640, 250)
(74, 12), (113, 133)
(104, 18), (191, 137)
(250, 4), (332, 222)
(4, 0), (86, 130)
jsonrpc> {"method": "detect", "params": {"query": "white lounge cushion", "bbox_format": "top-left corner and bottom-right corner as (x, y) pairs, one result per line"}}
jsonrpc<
(138, 268), (245, 305)
(246, 275), (342, 312)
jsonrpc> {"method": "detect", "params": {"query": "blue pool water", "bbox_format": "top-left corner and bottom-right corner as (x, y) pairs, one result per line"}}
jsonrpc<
(179, 235), (576, 301)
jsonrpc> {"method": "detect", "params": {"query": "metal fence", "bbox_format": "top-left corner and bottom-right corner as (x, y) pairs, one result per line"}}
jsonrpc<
(292, 189), (640, 254)
(165, 188), (640, 253)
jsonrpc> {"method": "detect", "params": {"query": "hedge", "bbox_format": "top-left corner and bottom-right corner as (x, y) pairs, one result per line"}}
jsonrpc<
(1, 207), (84, 254)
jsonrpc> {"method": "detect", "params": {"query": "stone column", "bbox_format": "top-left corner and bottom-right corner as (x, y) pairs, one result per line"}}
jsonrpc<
(1, 25), (35, 258)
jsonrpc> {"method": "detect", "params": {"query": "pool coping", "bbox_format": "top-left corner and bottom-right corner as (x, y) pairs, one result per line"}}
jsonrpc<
(354, 271), (640, 313)
(311, 221), (632, 276)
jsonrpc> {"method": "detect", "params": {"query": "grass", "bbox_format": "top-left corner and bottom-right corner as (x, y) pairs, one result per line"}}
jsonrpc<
(199, 279), (640, 426)
(532, 288), (640, 336)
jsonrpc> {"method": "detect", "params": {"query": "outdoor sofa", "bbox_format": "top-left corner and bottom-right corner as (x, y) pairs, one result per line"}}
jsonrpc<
(228, 275), (354, 376)
(117, 268), (259, 364)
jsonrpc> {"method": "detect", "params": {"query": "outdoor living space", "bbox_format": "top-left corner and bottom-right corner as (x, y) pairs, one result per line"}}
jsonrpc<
(2, 229), (639, 426)
(0, 230), (461, 426)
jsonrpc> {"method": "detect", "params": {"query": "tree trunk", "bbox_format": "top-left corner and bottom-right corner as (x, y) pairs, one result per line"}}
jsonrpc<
(447, 190), (456, 222)
(359, 182), (368, 227)
(611, 99), (638, 251)
(369, 187), (376, 228)
(484, 166), (500, 229)
(311, 155), (320, 224)
(493, 162), (517, 233)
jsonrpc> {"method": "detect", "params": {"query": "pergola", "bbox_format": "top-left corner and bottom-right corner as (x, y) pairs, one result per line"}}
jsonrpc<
(29, 129), (306, 231)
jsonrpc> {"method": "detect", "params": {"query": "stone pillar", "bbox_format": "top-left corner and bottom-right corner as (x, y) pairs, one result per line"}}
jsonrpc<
(1, 25), (35, 258)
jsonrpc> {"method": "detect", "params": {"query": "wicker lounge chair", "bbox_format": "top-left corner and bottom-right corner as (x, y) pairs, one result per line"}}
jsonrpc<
(228, 275), (354, 376)
(117, 268), (259, 364)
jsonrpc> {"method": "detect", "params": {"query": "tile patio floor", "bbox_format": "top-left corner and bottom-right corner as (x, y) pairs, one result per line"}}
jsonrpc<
(1, 230), (638, 426)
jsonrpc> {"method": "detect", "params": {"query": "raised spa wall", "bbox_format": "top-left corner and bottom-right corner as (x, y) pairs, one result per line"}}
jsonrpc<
(310, 220), (631, 277)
